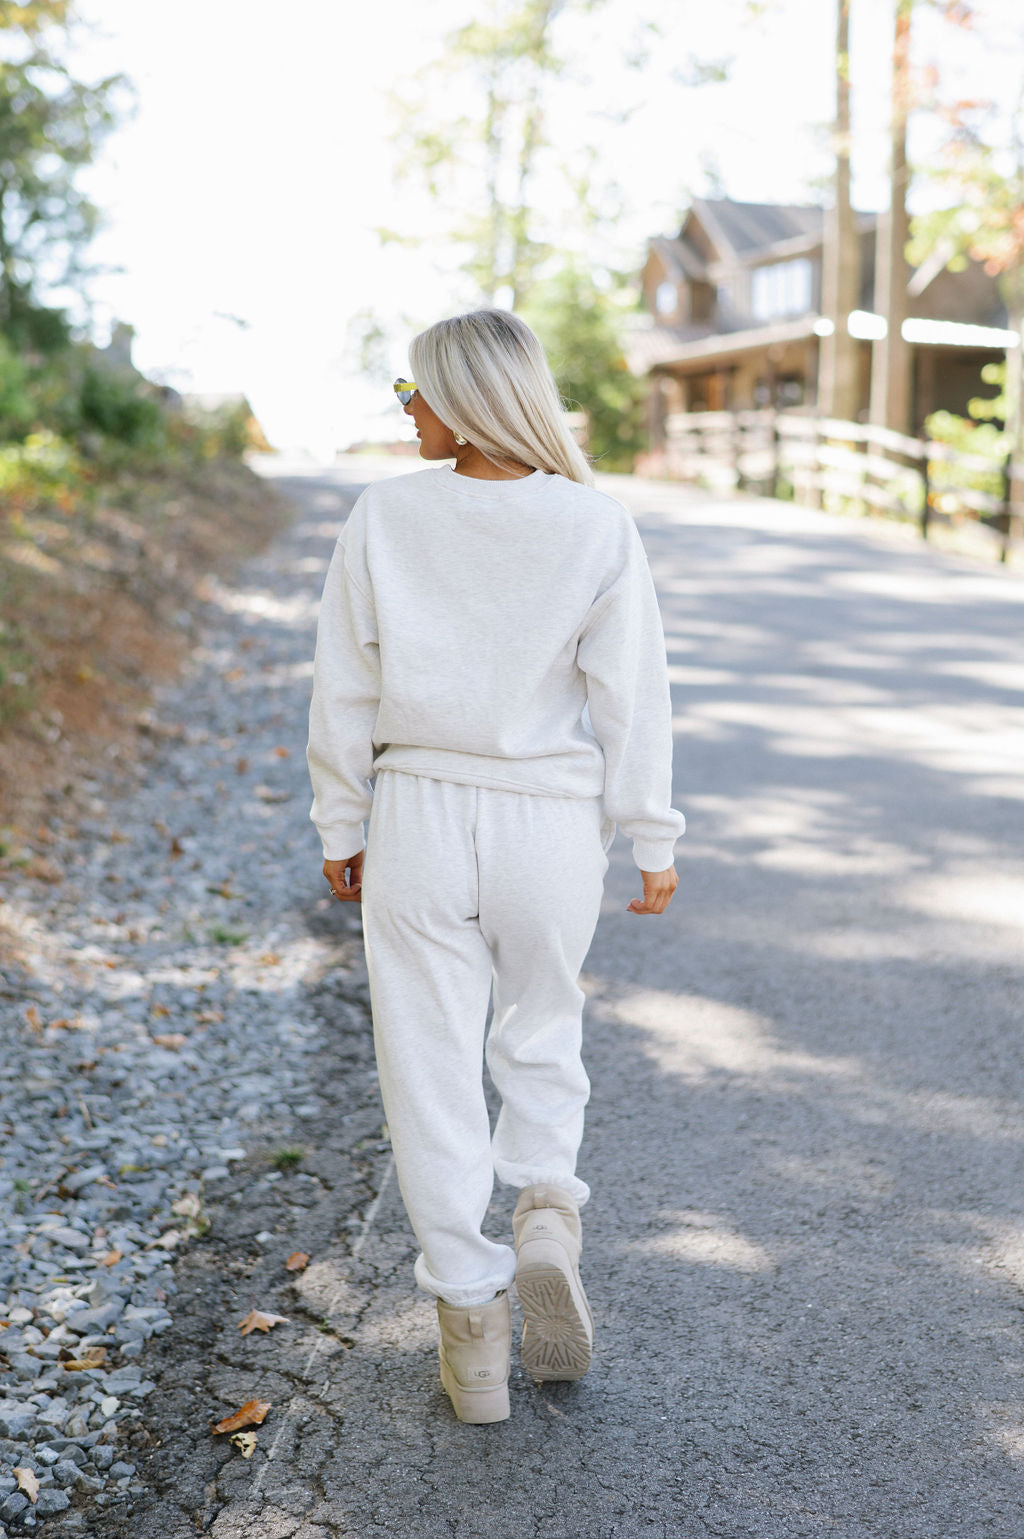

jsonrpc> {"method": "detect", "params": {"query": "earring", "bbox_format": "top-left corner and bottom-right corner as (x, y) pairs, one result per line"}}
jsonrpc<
(453, 432), (467, 446)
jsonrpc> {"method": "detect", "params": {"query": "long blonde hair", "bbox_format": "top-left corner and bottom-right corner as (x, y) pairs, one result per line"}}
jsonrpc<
(408, 308), (594, 486)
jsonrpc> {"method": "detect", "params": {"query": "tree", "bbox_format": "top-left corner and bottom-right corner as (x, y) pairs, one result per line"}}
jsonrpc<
(520, 259), (647, 469)
(819, 0), (861, 421)
(909, 10), (1024, 456)
(381, 0), (612, 309)
(869, 0), (914, 434)
(0, 2), (127, 334)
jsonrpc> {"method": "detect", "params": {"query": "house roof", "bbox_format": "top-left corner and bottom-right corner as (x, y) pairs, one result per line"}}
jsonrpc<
(690, 198), (825, 258)
(648, 234), (708, 283)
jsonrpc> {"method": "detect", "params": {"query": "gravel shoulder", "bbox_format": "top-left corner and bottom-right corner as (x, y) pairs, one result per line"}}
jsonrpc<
(1, 458), (1022, 1539)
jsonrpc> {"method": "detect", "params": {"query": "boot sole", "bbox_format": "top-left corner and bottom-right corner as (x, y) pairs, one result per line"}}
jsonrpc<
(439, 1358), (510, 1423)
(516, 1262), (593, 1382)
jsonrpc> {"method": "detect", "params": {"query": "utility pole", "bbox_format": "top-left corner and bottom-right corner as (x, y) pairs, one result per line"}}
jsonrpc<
(819, 0), (862, 421)
(869, 0), (914, 435)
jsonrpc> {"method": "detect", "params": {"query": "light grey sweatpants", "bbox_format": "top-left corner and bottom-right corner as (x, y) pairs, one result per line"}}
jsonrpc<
(360, 768), (610, 1307)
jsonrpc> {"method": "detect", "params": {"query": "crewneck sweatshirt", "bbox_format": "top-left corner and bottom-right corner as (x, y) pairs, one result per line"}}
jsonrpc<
(306, 464), (685, 871)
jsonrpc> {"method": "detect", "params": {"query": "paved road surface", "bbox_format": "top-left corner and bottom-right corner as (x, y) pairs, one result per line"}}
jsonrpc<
(55, 459), (1024, 1537)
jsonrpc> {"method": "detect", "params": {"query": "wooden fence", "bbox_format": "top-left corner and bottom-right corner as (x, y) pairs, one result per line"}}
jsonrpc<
(657, 409), (1023, 563)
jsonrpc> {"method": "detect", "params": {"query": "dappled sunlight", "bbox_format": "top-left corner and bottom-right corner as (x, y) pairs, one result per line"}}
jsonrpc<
(896, 872), (1024, 932)
(685, 697), (1024, 777)
(666, 664), (736, 687)
(830, 568), (1024, 607)
(605, 987), (860, 1086)
(355, 1296), (436, 1351)
(630, 1209), (776, 1274)
(201, 584), (318, 626)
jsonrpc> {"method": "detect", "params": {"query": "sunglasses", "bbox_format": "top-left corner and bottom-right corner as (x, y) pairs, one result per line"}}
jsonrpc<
(394, 378), (418, 405)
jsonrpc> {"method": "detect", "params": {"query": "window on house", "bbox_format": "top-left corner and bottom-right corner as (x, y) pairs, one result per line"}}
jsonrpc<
(655, 280), (678, 317)
(751, 258), (813, 322)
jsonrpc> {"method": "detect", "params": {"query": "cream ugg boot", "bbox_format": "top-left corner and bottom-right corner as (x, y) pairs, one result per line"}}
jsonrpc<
(513, 1184), (594, 1381)
(436, 1289), (511, 1424)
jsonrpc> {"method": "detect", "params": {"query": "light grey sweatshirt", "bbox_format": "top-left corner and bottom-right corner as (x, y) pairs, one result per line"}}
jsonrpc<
(306, 465), (685, 871)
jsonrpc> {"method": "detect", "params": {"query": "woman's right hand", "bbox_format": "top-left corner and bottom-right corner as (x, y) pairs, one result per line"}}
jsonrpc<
(627, 865), (677, 915)
(324, 851), (364, 902)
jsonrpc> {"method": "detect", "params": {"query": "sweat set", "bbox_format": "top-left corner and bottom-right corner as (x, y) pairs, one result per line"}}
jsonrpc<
(306, 465), (684, 1305)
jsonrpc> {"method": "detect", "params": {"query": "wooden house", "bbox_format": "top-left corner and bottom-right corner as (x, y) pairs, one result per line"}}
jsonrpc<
(631, 197), (1013, 462)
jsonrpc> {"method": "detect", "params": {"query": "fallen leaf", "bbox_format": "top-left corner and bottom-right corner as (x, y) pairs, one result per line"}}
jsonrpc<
(284, 1251), (310, 1272)
(25, 1005), (42, 1031)
(151, 1004), (171, 1018)
(152, 1033), (187, 1049)
(211, 1398), (271, 1434)
(196, 1008), (224, 1024)
(146, 1229), (183, 1250)
(171, 1192), (202, 1219)
(273, 745), (290, 757)
(62, 1346), (108, 1370)
(238, 1308), (290, 1336)
(254, 784), (289, 803)
(14, 1467), (39, 1503)
(229, 1431), (258, 1458)
(259, 953), (281, 966)
(24, 857), (62, 883)
(102, 1248), (123, 1266)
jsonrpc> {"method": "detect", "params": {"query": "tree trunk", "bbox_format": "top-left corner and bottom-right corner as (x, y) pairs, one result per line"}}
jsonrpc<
(819, 0), (861, 421)
(1002, 270), (1024, 521)
(869, 0), (913, 435)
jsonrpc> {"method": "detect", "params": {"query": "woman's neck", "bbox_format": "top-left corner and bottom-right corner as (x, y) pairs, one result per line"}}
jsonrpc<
(452, 443), (534, 480)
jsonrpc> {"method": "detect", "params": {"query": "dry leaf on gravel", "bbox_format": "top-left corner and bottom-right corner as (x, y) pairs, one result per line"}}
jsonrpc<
(146, 1228), (183, 1250)
(14, 1467), (39, 1503)
(238, 1308), (290, 1336)
(152, 1032), (187, 1049)
(62, 1351), (108, 1371)
(229, 1431), (258, 1458)
(284, 1251), (310, 1272)
(102, 1248), (123, 1266)
(211, 1398), (271, 1434)
(171, 1192), (202, 1219)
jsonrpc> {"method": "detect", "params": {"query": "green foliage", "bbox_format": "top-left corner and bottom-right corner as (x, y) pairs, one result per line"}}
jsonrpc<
(521, 262), (647, 471)
(0, 3), (129, 322)
(967, 359), (1008, 424)
(76, 367), (166, 448)
(0, 334), (34, 436)
(209, 925), (247, 946)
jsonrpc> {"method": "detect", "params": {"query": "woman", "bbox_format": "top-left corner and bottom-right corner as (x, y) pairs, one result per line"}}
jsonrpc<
(306, 308), (684, 1424)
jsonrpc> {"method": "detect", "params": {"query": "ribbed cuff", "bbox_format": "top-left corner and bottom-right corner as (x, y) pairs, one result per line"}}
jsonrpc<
(631, 837), (678, 873)
(318, 821), (365, 861)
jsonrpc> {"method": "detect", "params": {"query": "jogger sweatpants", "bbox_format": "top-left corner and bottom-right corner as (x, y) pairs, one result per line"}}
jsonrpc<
(360, 768), (610, 1307)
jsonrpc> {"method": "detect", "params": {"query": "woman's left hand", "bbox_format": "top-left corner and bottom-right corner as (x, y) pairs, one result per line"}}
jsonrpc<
(323, 851), (364, 902)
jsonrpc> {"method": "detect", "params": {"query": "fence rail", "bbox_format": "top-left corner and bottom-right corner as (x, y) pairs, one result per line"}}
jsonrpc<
(655, 408), (1023, 562)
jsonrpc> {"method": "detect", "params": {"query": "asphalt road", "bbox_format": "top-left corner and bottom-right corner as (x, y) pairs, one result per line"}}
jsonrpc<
(73, 457), (1024, 1538)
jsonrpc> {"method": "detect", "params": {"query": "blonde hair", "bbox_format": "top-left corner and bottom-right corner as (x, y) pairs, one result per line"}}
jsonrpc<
(408, 308), (594, 486)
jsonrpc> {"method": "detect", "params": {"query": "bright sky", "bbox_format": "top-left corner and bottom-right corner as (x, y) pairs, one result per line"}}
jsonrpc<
(62, 0), (1022, 454)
